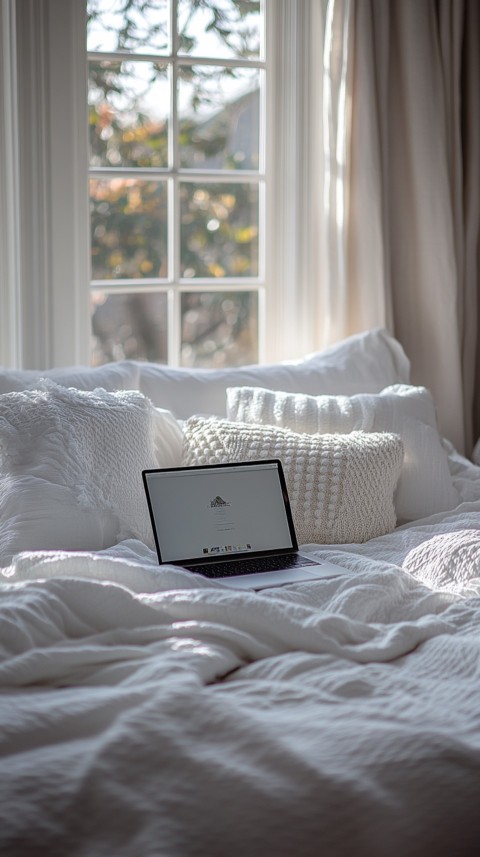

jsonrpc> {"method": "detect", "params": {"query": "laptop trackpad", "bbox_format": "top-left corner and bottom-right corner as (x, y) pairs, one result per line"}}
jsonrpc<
(216, 562), (349, 590)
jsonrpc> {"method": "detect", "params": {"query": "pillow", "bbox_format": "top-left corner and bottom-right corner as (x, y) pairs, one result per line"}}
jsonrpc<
(472, 439), (480, 467)
(0, 328), (410, 418)
(0, 382), (183, 565)
(226, 384), (459, 523)
(0, 360), (142, 395)
(182, 417), (404, 545)
(137, 327), (410, 418)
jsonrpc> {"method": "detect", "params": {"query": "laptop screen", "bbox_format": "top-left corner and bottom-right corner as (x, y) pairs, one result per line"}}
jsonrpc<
(143, 460), (296, 564)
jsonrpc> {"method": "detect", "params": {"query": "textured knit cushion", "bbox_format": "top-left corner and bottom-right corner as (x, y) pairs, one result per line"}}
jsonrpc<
(182, 418), (404, 545)
(0, 382), (183, 564)
(226, 384), (458, 523)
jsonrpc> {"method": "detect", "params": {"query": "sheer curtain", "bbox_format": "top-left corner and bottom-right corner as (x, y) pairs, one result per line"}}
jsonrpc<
(320, 0), (480, 455)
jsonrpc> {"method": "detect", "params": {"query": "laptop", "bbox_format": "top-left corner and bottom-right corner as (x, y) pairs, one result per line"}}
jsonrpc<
(142, 459), (348, 590)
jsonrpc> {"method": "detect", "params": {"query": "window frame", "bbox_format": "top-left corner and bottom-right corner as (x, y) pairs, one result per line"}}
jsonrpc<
(87, 4), (267, 367)
(0, 0), (324, 369)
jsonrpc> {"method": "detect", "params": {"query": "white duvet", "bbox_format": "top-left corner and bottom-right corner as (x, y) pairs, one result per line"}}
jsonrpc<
(2, 451), (480, 856)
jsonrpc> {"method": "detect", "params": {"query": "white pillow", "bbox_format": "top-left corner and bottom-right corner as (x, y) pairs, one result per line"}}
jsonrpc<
(0, 360), (141, 394)
(182, 417), (403, 545)
(0, 328), (410, 419)
(138, 327), (410, 418)
(226, 384), (459, 523)
(0, 383), (183, 564)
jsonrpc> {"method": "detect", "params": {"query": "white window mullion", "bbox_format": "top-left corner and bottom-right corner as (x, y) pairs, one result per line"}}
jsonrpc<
(169, 175), (182, 366)
(170, 0), (181, 365)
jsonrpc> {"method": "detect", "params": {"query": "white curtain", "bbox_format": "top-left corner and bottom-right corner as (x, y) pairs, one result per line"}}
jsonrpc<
(320, 0), (480, 455)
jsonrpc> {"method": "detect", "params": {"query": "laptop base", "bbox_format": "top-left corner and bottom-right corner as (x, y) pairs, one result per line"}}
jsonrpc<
(197, 556), (350, 590)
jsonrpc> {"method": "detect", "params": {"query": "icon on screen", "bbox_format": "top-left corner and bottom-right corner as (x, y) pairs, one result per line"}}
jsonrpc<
(210, 495), (231, 508)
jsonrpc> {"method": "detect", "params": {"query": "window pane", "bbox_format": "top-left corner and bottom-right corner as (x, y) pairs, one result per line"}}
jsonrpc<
(91, 291), (168, 364)
(178, 66), (259, 170)
(87, 0), (169, 55)
(177, 0), (262, 60)
(89, 61), (169, 168)
(90, 178), (168, 280)
(181, 291), (258, 367)
(180, 183), (259, 278)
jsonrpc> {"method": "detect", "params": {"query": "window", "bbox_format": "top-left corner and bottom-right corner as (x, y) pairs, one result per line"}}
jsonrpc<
(1, 0), (324, 371)
(87, 0), (265, 369)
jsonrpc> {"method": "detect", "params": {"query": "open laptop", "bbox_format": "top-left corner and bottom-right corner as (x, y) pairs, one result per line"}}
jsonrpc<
(142, 459), (348, 590)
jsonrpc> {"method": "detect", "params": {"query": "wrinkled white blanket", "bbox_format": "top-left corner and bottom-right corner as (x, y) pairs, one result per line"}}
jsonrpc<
(1, 453), (480, 856)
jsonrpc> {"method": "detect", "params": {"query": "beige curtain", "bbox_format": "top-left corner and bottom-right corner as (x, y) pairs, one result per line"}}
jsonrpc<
(320, 0), (480, 455)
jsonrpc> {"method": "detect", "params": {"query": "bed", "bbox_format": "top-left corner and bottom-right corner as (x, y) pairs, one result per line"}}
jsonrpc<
(1, 327), (480, 857)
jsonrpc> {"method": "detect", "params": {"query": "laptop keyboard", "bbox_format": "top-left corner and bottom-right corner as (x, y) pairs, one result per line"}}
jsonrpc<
(184, 553), (320, 579)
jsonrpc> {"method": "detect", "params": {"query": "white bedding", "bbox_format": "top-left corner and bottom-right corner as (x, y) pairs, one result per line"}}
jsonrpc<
(2, 455), (480, 856)
(1, 330), (479, 856)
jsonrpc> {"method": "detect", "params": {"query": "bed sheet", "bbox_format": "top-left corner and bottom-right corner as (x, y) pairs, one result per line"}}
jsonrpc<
(1, 453), (480, 856)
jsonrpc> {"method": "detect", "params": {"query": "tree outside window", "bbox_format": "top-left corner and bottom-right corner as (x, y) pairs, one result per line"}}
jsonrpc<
(87, 0), (264, 368)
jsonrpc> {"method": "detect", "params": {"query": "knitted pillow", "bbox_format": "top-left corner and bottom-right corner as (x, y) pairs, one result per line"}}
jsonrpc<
(182, 418), (404, 544)
(0, 382), (183, 564)
(226, 384), (458, 523)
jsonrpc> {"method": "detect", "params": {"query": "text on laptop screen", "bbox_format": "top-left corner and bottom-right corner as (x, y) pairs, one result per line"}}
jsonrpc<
(145, 462), (294, 563)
